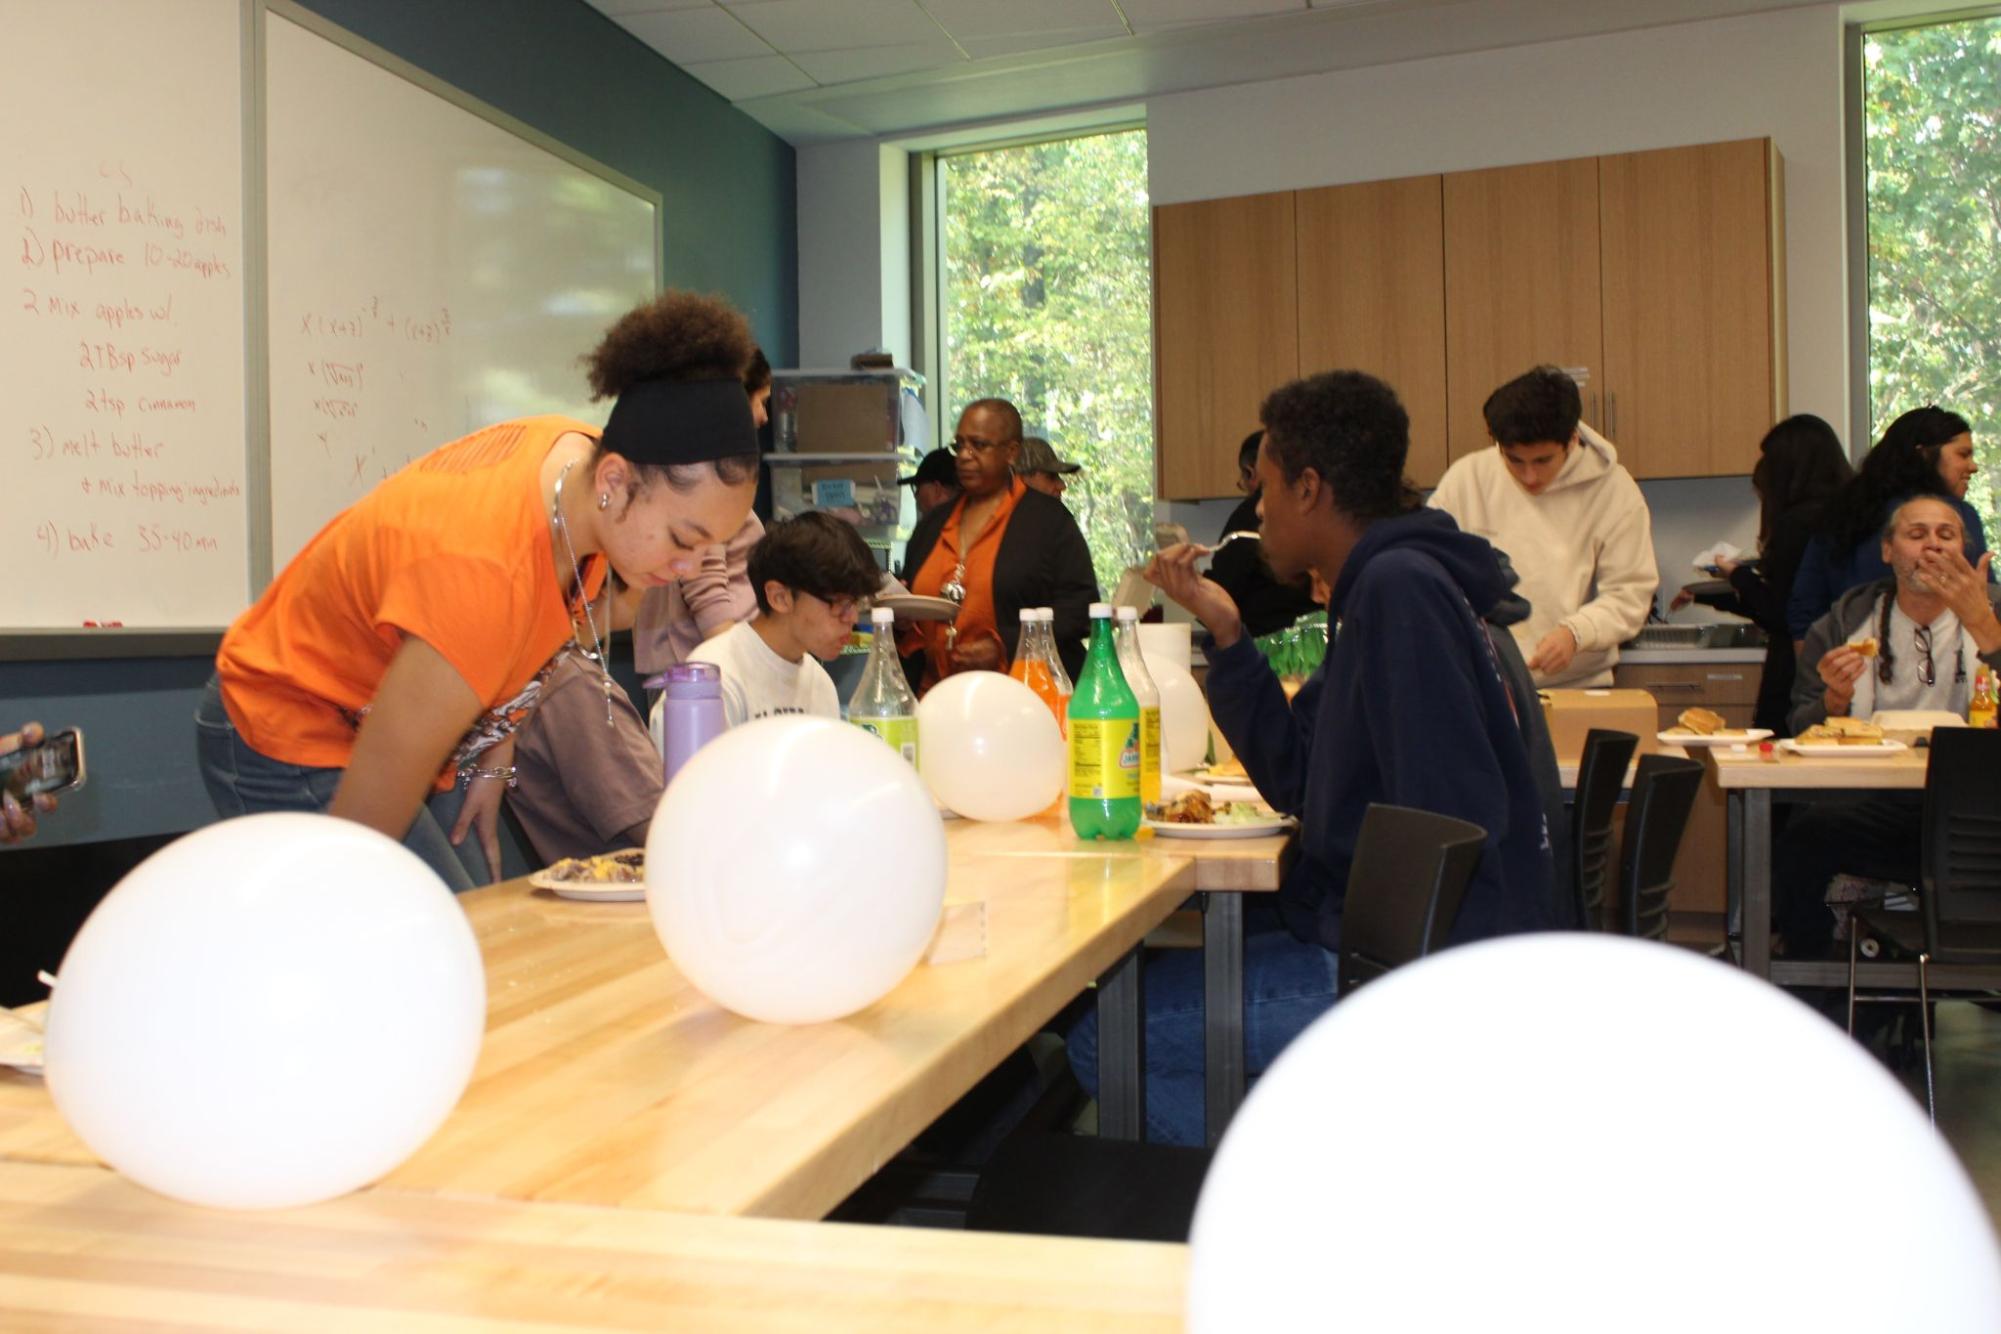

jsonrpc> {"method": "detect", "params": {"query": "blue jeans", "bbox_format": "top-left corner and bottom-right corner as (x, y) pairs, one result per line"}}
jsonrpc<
(1066, 901), (1338, 1146)
(194, 675), (489, 893)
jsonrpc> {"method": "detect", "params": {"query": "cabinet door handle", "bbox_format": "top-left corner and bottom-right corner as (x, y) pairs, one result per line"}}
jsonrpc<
(1650, 681), (1702, 693)
(1608, 390), (1617, 439)
(1705, 672), (1747, 683)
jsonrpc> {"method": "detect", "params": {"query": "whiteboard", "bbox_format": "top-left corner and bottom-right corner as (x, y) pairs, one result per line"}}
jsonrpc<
(264, 9), (660, 568)
(1, 0), (250, 627)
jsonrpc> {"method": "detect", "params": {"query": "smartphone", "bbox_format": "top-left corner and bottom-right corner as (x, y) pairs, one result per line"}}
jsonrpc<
(1, 728), (86, 801)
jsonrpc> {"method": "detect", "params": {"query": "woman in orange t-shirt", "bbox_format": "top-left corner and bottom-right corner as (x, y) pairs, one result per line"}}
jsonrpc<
(197, 293), (761, 890)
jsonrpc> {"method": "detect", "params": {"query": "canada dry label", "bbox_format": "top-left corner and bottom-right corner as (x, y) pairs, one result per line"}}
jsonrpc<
(1069, 717), (1141, 800)
(855, 716), (918, 766)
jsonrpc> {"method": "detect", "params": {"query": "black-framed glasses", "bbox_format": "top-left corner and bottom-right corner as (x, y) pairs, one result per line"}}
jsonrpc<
(1915, 624), (1936, 687)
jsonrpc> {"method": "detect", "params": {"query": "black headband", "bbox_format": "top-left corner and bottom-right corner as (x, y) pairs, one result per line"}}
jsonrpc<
(600, 377), (758, 468)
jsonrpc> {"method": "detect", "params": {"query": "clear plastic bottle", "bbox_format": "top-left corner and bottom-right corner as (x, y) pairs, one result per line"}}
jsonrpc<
(1010, 609), (1067, 733)
(849, 607), (919, 765)
(1114, 605), (1163, 807)
(1972, 666), (1998, 729)
(1043, 606), (1075, 717)
(1067, 603), (1142, 840)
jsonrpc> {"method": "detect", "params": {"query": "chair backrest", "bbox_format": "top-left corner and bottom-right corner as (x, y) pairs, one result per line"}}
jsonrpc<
(1573, 729), (1640, 930)
(1921, 728), (2001, 945)
(1339, 804), (1487, 996)
(1616, 754), (1705, 940)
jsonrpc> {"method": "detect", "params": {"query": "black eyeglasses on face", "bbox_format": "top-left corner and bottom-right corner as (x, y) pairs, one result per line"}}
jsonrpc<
(1915, 624), (1936, 687)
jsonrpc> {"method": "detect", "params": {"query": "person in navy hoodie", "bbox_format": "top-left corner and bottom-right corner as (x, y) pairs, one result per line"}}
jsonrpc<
(1066, 370), (1557, 1146)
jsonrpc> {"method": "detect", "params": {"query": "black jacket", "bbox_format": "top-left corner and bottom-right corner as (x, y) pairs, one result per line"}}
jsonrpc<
(900, 484), (1100, 686)
(1693, 500), (1820, 735)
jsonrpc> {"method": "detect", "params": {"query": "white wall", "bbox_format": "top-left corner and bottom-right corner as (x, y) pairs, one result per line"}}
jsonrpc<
(1147, 4), (1846, 620)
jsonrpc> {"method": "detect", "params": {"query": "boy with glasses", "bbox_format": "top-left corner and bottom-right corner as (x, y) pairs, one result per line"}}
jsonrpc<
(661, 511), (883, 733)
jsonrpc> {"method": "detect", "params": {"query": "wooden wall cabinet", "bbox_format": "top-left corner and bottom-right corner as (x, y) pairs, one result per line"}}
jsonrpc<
(1296, 176), (1450, 488)
(1154, 191), (1298, 499)
(1152, 137), (1786, 498)
(1441, 158), (1605, 464)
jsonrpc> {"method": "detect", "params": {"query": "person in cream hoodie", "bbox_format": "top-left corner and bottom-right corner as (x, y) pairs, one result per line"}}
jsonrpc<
(1429, 366), (1658, 687)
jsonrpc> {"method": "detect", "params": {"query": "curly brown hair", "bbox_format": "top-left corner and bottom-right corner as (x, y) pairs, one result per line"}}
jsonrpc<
(582, 291), (753, 399)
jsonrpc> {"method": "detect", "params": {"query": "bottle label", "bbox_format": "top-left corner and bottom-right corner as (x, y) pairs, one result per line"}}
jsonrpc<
(1069, 718), (1141, 800)
(854, 715), (919, 766)
(1139, 706), (1162, 805)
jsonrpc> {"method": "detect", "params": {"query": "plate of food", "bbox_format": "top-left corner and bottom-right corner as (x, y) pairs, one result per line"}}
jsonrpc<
(1781, 717), (1907, 756)
(1144, 790), (1295, 839)
(1657, 707), (1771, 748)
(529, 849), (647, 901)
(0, 1006), (46, 1077)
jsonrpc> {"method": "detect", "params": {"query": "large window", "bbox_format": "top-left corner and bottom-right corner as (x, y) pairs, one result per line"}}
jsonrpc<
(1863, 13), (2000, 534)
(937, 129), (1153, 593)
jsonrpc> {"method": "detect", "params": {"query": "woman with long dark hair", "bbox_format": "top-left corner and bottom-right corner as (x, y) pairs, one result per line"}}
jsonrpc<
(1787, 405), (1988, 640)
(1672, 415), (1853, 733)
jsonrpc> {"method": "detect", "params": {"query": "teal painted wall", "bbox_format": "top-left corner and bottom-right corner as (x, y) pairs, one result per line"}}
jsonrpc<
(1, 0), (796, 851)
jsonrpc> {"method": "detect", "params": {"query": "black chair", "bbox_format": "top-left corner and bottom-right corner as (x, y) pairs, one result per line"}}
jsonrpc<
(1613, 755), (1705, 940)
(1338, 804), (1487, 995)
(965, 804), (1486, 1242)
(1847, 728), (2001, 1123)
(1573, 729), (1640, 930)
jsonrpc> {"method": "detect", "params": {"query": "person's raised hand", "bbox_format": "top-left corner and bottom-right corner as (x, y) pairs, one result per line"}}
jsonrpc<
(1145, 544), (1243, 648)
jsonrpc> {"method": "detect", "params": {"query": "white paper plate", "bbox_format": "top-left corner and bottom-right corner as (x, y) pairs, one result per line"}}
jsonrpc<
(872, 593), (960, 622)
(0, 1011), (45, 1077)
(1778, 739), (1909, 758)
(1656, 728), (1772, 748)
(1145, 815), (1295, 840)
(528, 871), (646, 901)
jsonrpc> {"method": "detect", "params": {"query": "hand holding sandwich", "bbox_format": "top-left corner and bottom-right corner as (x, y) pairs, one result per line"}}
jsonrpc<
(1817, 640), (1873, 716)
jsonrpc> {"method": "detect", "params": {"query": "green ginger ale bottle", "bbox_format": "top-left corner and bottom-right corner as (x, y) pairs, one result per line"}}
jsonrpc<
(1068, 602), (1142, 840)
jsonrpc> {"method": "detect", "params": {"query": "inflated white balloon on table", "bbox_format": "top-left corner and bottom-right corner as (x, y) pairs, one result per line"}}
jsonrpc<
(915, 670), (1065, 822)
(647, 716), (946, 1024)
(1188, 934), (2001, 1332)
(43, 813), (485, 1210)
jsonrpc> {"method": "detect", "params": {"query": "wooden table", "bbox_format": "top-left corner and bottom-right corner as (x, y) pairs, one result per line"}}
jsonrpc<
(1708, 745), (1931, 986)
(943, 812), (1295, 1143)
(1, 835), (1195, 1220)
(0, 1160), (1186, 1330)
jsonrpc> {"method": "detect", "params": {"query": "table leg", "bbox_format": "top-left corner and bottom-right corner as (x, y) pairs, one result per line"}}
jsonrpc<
(1202, 891), (1245, 1147)
(1741, 789), (1772, 980)
(1096, 946), (1146, 1141)
(1726, 787), (1744, 963)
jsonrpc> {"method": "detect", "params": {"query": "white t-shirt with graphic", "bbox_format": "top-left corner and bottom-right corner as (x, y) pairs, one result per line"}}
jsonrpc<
(651, 621), (839, 743)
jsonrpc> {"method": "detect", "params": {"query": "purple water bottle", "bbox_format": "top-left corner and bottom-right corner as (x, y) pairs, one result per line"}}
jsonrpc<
(653, 662), (725, 786)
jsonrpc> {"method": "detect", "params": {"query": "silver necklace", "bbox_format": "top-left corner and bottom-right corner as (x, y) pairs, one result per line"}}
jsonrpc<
(552, 460), (616, 727)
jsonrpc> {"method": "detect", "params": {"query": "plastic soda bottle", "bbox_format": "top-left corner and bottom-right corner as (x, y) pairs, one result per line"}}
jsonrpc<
(1068, 602), (1142, 840)
(849, 607), (919, 765)
(1114, 605), (1163, 806)
(1011, 609), (1067, 732)
(1972, 666), (1998, 729)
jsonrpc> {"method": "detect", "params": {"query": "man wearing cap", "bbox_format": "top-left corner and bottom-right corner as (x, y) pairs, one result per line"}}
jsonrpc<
(1018, 436), (1083, 501)
(899, 447), (961, 520)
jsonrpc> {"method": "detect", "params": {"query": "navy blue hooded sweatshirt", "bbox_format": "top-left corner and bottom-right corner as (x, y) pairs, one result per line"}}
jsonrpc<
(1205, 508), (1557, 950)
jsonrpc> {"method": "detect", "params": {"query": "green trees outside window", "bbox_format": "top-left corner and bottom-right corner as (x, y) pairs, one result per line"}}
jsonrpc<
(1864, 16), (2000, 535)
(941, 129), (1154, 594)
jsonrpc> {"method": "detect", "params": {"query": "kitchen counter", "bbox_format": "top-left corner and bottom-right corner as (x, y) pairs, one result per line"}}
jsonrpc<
(1617, 646), (1767, 665)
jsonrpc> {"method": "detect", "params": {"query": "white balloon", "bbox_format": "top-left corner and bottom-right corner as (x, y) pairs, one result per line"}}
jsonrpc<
(1190, 935), (2001, 1332)
(1145, 654), (1212, 774)
(44, 813), (485, 1210)
(647, 716), (946, 1024)
(916, 670), (1065, 823)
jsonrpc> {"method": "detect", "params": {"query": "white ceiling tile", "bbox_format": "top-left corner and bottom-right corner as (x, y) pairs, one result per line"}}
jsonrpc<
(618, 6), (775, 62)
(958, 27), (1130, 59)
(680, 55), (819, 98)
(916, 0), (1127, 41)
(724, 0), (936, 52)
(790, 40), (966, 83)
(585, 0), (712, 16)
(1117, 0), (1303, 35)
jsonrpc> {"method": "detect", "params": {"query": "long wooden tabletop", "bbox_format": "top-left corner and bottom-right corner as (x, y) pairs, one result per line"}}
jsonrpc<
(1706, 743), (1929, 790)
(0, 1161), (1186, 1331)
(2, 831), (1196, 1220)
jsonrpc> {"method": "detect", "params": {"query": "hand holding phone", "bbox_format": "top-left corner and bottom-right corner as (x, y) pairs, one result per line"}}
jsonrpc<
(1, 725), (84, 842)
